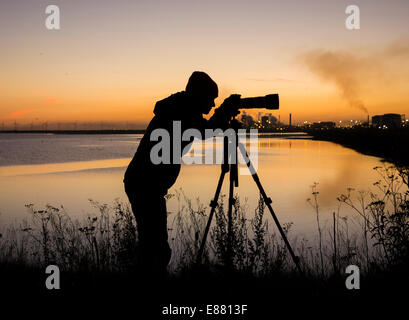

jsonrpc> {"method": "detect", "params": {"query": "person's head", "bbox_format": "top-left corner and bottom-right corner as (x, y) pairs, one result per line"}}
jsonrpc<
(186, 71), (218, 114)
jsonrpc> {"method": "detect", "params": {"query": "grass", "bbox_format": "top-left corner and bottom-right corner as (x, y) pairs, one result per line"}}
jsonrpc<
(0, 164), (408, 297)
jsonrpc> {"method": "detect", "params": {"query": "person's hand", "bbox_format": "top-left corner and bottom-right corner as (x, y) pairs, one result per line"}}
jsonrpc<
(217, 94), (241, 118)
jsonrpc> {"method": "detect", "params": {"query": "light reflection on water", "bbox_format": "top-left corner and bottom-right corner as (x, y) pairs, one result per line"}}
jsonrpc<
(0, 159), (129, 177)
(0, 133), (386, 238)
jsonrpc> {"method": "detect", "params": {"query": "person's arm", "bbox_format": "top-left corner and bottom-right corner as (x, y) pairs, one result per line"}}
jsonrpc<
(200, 94), (241, 133)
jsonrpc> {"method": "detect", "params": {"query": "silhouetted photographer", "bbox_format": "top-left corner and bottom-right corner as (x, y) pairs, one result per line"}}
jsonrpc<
(124, 71), (240, 275)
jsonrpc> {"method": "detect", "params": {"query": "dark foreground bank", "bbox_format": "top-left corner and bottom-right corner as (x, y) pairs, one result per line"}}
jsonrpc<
(308, 127), (409, 166)
(1, 262), (406, 319)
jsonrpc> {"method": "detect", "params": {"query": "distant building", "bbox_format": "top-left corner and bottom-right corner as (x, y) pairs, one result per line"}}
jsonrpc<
(261, 116), (269, 128)
(241, 112), (254, 128)
(312, 121), (336, 129)
(372, 113), (402, 129)
(268, 114), (278, 126)
(372, 115), (382, 128)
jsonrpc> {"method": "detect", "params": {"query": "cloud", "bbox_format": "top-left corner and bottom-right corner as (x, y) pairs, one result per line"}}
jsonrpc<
(246, 77), (304, 83)
(384, 41), (409, 58)
(0, 109), (35, 119)
(41, 97), (60, 105)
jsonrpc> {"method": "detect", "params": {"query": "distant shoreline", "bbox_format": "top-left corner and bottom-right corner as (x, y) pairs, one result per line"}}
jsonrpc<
(0, 130), (314, 141)
(0, 129), (308, 136)
(308, 127), (409, 167)
(0, 130), (146, 135)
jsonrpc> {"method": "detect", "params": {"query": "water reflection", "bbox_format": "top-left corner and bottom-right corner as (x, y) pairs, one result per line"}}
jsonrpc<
(0, 159), (129, 177)
(0, 135), (386, 238)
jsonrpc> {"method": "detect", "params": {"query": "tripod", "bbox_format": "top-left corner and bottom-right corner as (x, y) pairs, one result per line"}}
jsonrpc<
(196, 119), (302, 274)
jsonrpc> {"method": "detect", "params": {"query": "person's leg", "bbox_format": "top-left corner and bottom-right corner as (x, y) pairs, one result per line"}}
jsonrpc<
(155, 195), (172, 267)
(125, 185), (171, 273)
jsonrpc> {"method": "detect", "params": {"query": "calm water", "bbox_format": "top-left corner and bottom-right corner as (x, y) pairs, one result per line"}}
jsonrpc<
(0, 133), (387, 237)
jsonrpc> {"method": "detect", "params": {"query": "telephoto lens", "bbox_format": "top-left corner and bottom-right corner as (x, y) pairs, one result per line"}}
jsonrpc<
(239, 94), (279, 110)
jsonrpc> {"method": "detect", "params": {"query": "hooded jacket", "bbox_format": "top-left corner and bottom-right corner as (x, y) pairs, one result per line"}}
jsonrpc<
(124, 91), (230, 193)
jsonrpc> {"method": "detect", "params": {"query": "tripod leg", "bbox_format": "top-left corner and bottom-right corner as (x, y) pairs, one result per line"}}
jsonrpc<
(196, 166), (228, 264)
(226, 163), (236, 267)
(238, 143), (303, 274)
(226, 129), (239, 267)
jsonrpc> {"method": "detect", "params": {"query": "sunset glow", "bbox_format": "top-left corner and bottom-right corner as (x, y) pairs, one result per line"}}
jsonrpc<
(1, 0), (409, 127)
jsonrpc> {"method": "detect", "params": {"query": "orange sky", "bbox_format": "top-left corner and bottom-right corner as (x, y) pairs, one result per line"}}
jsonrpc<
(1, 0), (409, 127)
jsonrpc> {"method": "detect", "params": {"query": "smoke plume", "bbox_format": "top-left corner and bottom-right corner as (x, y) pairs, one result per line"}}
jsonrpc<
(301, 41), (409, 115)
(302, 49), (371, 114)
